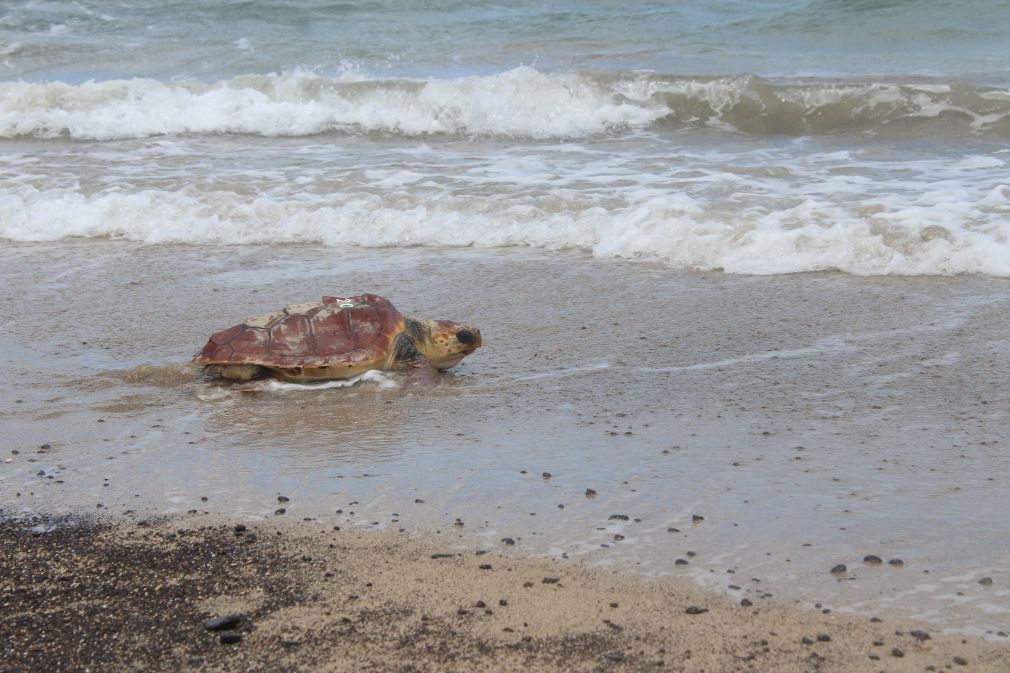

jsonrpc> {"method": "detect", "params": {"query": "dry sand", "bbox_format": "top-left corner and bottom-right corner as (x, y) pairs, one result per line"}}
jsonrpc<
(2, 516), (1007, 673)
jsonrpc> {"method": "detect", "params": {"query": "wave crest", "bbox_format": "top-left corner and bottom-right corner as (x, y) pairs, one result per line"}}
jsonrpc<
(2, 68), (1009, 140)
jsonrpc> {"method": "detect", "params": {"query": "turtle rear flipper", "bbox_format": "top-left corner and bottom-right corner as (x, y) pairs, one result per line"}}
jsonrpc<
(205, 364), (268, 381)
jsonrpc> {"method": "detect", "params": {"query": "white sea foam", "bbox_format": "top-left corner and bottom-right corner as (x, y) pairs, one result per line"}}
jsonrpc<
(255, 371), (399, 392)
(1, 68), (1008, 140)
(2, 166), (1010, 276)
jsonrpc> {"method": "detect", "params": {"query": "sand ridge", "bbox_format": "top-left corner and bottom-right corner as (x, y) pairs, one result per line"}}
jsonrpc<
(1, 516), (1007, 673)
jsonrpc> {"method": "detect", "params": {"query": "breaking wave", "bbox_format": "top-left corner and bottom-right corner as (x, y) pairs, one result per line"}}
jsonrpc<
(2, 67), (1010, 140)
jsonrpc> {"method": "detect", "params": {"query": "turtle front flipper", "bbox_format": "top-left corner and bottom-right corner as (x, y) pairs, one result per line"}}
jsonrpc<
(403, 355), (441, 388)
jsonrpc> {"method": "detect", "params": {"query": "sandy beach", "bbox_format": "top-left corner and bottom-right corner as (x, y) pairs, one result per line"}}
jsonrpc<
(3, 515), (1008, 673)
(4, 2), (1010, 671)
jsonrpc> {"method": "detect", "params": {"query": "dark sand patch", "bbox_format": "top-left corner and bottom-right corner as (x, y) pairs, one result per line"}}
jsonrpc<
(2, 517), (1008, 673)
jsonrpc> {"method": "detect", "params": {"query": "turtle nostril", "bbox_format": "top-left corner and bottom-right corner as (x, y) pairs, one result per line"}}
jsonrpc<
(456, 330), (475, 345)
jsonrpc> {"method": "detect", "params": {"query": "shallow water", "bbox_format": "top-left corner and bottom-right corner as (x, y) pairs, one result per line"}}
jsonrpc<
(3, 242), (1010, 637)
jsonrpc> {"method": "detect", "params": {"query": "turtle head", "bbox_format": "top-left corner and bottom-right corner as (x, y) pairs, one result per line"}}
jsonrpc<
(413, 319), (483, 370)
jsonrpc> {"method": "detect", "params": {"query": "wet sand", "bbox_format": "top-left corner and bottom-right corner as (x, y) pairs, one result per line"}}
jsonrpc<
(3, 515), (1008, 673)
(3, 241), (1010, 640)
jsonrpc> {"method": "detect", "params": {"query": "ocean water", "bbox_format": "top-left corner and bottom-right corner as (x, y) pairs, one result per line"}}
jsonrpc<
(4, 0), (1010, 637)
(2, 0), (1010, 274)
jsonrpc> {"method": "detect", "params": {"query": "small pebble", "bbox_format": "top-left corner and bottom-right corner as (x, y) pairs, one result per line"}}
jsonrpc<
(542, 577), (560, 584)
(608, 514), (629, 521)
(274, 508), (286, 515)
(953, 656), (968, 666)
(740, 598), (752, 607)
(277, 495), (289, 503)
(685, 606), (708, 615)
(910, 629), (931, 641)
(830, 564), (847, 574)
(692, 514), (704, 522)
(501, 537), (515, 546)
(891, 648), (904, 658)
(816, 634), (831, 642)
(219, 631), (242, 645)
(585, 488), (597, 497)
(205, 615), (243, 631)
(863, 555), (883, 564)
(888, 558), (904, 566)
(979, 577), (993, 586)
(541, 472), (551, 480)
(801, 636), (814, 645)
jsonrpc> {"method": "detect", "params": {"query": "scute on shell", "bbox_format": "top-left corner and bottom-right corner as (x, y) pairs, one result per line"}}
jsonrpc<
(193, 293), (404, 369)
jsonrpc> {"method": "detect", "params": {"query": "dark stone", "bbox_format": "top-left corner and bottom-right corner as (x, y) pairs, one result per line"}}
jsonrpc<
(542, 577), (560, 584)
(740, 598), (753, 607)
(608, 514), (629, 521)
(499, 599), (508, 606)
(953, 656), (968, 666)
(675, 558), (688, 565)
(233, 524), (247, 534)
(274, 508), (286, 515)
(219, 631), (242, 645)
(430, 553), (454, 559)
(479, 564), (492, 570)
(910, 629), (931, 641)
(816, 634), (831, 642)
(863, 555), (883, 564)
(475, 600), (486, 608)
(692, 514), (704, 522)
(888, 558), (904, 566)
(585, 488), (597, 497)
(801, 636), (814, 645)
(891, 648), (904, 658)
(979, 577), (993, 586)
(685, 606), (708, 615)
(541, 472), (551, 479)
(277, 495), (289, 503)
(205, 614), (242, 631)
(830, 564), (847, 574)
(500, 537), (515, 546)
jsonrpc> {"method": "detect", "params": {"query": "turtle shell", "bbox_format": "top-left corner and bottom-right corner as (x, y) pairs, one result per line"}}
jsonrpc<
(193, 293), (405, 374)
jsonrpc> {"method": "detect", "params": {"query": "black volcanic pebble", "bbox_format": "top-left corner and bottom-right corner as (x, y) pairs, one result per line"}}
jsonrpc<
(608, 514), (629, 521)
(585, 488), (597, 497)
(430, 553), (454, 559)
(953, 656), (968, 666)
(888, 558), (904, 566)
(830, 564), (847, 574)
(542, 577), (560, 584)
(685, 606), (708, 615)
(891, 648), (904, 658)
(863, 554), (883, 564)
(219, 631), (242, 644)
(910, 629), (931, 641)
(816, 634), (831, 642)
(979, 577), (993, 586)
(205, 614), (242, 631)
(277, 495), (290, 503)
(233, 524), (247, 534)
(274, 508), (286, 515)
(501, 537), (515, 546)
(692, 514), (704, 522)
(740, 598), (753, 607)
(801, 636), (814, 645)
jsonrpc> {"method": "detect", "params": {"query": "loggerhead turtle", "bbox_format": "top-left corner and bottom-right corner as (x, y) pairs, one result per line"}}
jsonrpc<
(193, 293), (482, 384)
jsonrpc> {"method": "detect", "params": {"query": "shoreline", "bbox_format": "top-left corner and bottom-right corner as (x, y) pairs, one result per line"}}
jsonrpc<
(2, 515), (1008, 673)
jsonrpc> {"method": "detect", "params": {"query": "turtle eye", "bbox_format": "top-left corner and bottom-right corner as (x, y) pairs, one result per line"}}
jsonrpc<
(456, 330), (475, 345)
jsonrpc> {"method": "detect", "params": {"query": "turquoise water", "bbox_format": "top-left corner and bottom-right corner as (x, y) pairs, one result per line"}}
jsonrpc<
(4, 0), (1010, 81)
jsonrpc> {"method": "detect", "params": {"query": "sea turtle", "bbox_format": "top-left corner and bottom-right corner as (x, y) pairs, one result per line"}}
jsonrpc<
(193, 293), (482, 384)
